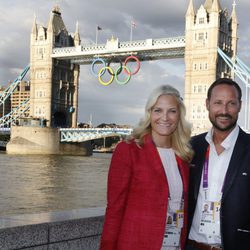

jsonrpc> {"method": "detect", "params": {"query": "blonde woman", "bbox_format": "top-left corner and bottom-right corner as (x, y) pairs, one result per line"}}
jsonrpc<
(100, 85), (193, 250)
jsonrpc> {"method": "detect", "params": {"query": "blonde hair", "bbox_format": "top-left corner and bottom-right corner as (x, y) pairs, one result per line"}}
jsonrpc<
(128, 85), (193, 162)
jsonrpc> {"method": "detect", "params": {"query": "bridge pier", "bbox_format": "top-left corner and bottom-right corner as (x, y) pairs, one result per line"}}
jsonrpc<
(6, 126), (92, 155)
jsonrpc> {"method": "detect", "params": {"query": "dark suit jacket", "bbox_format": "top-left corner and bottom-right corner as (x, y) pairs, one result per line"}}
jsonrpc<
(188, 128), (250, 250)
(100, 134), (189, 250)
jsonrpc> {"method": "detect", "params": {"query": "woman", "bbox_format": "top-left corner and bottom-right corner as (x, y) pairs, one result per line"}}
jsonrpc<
(100, 85), (193, 250)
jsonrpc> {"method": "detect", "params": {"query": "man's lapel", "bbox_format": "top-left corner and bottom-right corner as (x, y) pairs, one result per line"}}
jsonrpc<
(222, 130), (248, 201)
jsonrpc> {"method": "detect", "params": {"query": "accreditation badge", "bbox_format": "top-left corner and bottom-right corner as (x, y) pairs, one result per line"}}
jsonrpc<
(162, 210), (183, 247)
(199, 201), (221, 236)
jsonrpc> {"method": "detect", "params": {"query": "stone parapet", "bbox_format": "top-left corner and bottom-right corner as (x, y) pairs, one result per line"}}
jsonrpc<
(0, 207), (105, 250)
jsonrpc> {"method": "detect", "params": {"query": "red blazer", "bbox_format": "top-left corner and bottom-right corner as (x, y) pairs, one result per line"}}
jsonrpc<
(100, 134), (189, 250)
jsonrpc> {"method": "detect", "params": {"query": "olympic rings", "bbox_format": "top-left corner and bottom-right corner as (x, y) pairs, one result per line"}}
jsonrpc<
(124, 55), (140, 75)
(91, 58), (106, 77)
(98, 66), (114, 86)
(91, 55), (140, 86)
(115, 66), (131, 85)
(107, 58), (123, 76)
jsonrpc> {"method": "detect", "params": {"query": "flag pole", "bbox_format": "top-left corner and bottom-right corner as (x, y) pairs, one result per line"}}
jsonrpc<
(95, 26), (98, 45)
(96, 26), (102, 45)
(130, 22), (133, 42)
(130, 20), (136, 42)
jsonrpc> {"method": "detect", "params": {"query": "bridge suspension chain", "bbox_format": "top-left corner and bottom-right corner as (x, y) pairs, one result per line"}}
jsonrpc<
(0, 65), (30, 106)
(0, 99), (30, 127)
(218, 47), (250, 131)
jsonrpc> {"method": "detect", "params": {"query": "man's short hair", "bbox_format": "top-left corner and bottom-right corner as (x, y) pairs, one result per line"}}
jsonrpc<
(207, 78), (242, 101)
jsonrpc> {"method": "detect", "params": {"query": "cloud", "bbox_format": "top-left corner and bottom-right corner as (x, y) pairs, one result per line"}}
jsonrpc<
(0, 0), (249, 127)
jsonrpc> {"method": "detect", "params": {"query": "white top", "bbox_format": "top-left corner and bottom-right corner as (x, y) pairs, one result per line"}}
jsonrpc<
(189, 125), (239, 245)
(157, 147), (183, 207)
(158, 147), (183, 250)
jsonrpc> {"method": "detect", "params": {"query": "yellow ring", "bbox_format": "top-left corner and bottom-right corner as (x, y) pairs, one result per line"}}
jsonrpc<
(98, 66), (114, 86)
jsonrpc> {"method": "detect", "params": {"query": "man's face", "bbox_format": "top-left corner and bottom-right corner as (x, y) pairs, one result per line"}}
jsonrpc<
(206, 84), (241, 132)
(204, 204), (209, 211)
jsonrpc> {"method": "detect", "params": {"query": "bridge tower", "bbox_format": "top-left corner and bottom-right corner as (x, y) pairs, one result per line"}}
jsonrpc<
(30, 6), (80, 128)
(184, 0), (238, 134)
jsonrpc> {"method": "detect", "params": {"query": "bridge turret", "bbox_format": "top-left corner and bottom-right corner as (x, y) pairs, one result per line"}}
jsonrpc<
(185, 0), (195, 30)
(29, 6), (79, 128)
(31, 15), (38, 41)
(211, 0), (221, 12)
(203, 0), (221, 12)
(209, 0), (221, 29)
(186, 0), (195, 17)
(47, 5), (67, 43)
(229, 1), (238, 78)
(230, 4), (238, 50)
(230, 1), (238, 24)
(184, 0), (237, 135)
(204, 0), (212, 9)
(47, 11), (54, 37)
(74, 21), (81, 46)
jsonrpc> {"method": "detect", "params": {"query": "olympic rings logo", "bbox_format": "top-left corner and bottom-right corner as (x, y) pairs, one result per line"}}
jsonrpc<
(91, 55), (140, 86)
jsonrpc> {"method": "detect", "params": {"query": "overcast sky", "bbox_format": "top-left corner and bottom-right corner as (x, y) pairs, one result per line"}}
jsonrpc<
(0, 0), (249, 127)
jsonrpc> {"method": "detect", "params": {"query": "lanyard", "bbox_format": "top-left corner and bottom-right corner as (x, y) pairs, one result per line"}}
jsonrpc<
(202, 145), (225, 196)
(203, 146), (210, 189)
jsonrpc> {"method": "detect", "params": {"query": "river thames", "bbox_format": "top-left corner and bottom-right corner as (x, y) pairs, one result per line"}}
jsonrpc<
(0, 152), (111, 216)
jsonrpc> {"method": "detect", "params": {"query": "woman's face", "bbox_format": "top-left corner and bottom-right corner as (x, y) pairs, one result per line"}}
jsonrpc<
(150, 94), (180, 146)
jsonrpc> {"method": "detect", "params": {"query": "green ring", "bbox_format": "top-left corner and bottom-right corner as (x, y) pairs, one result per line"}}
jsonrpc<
(115, 66), (131, 85)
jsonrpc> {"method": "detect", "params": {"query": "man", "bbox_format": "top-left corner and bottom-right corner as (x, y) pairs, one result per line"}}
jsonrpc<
(186, 78), (250, 250)
(202, 204), (209, 213)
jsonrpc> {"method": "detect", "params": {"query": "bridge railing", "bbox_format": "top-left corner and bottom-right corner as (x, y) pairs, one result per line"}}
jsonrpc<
(0, 141), (8, 147)
(60, 128), (133, 142)
(0, 128), (11, 134)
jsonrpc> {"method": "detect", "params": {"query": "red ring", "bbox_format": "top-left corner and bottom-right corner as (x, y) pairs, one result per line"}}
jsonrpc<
(124, 55), (140, 75)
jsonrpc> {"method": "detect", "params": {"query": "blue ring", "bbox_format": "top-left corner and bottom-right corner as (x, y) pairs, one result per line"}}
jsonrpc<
(91, 58), (106, 77)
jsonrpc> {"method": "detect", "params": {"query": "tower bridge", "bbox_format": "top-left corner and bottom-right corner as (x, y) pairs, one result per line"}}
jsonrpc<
(1, 0), (250, 154)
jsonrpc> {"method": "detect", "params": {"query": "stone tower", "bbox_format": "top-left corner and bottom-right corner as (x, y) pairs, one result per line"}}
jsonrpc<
(184, 0), (238, 134)
(30, 6), (80, 128)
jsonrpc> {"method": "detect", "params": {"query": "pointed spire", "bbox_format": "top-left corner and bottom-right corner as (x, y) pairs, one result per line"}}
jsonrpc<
(52, 5), (61, 16)
(74, 21), (81, 46)
(211, 0), (221, 12)
(186, 0), (195, 16)
(31, 14), (38, 36)
(47, 5), (60, 33)
(204, 0), (213, 10)
(75, 21), (79, 33)
(230, 1), (238, 24)
(47, 12), (53, 32)
(47, 5), (66, 36)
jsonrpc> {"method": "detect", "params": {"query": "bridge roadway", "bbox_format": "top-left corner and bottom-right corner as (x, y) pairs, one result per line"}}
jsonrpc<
(52, 36), (185, 64)
(0, 127), (132, 143)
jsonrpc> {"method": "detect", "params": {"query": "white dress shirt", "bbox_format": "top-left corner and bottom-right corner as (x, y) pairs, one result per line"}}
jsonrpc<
(189, 125), (239, 245)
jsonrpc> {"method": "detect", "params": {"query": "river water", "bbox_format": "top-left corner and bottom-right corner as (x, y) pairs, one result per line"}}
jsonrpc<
(0, 152), (111, 216)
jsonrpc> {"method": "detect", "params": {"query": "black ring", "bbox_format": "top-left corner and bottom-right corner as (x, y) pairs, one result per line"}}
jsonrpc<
(107, 58), (123, 76)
